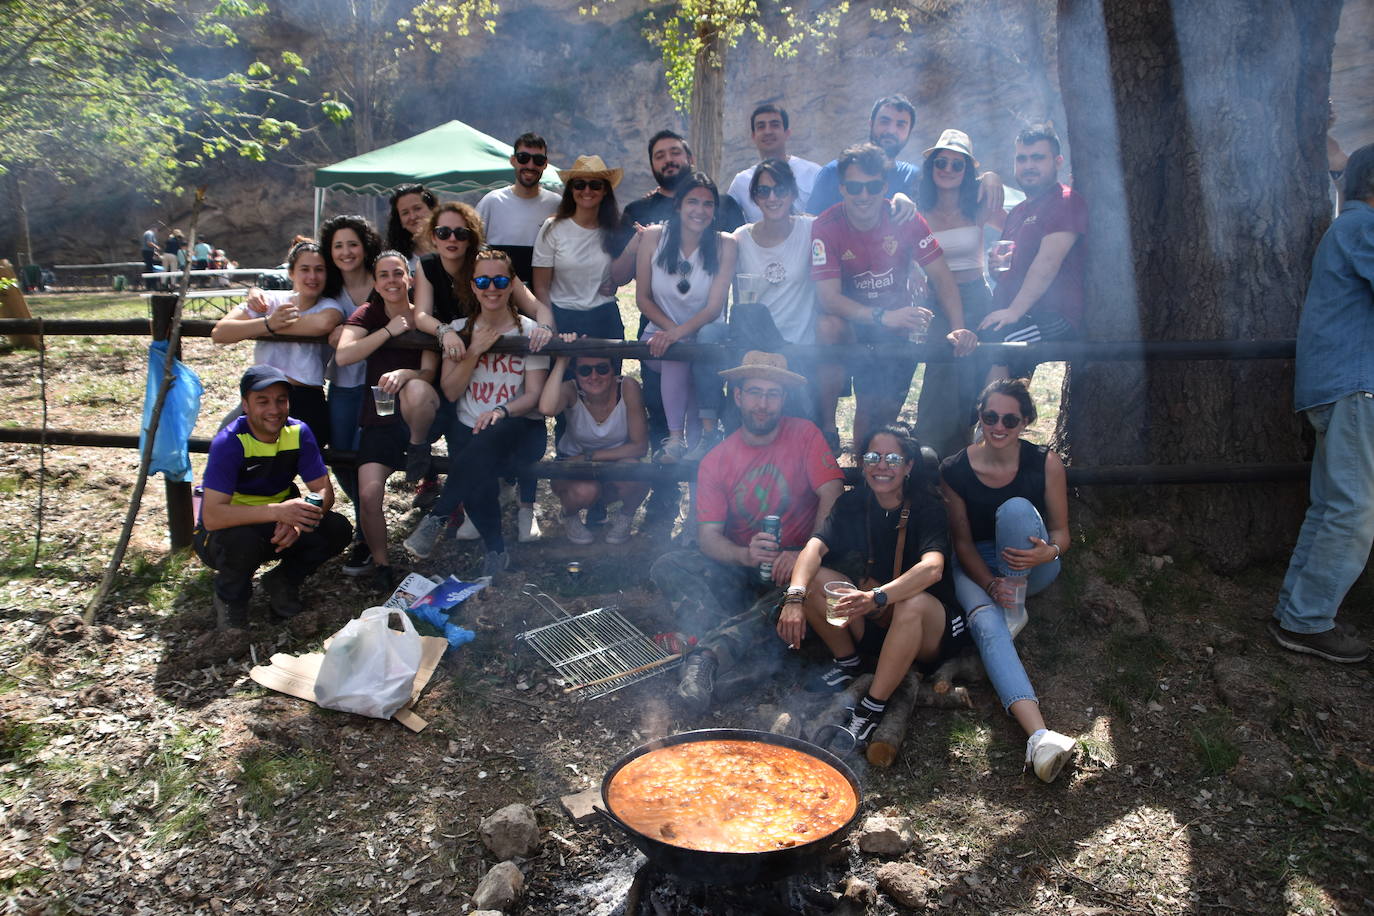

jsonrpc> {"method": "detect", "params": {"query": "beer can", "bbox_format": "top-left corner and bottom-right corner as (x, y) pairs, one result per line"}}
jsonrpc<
(566, 561), (582, 583)
(759, 514), (781, 583)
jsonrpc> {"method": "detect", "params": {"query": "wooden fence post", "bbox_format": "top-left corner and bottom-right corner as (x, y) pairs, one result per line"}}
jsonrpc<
(150, 294), (194, 551)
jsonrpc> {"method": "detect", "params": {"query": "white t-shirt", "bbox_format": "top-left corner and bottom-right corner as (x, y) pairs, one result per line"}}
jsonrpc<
(531, 217), (613, 311)
(726, 155), (823, 223)
(447, 314), (551, 428)
(477, 186), (561, 246)
(254, 292), (347, 387)
(732, 216), (818, 344)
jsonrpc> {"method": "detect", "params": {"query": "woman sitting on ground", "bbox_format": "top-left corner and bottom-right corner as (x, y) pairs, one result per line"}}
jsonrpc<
(939, 377), (1075, 782)
(635, 172), (737, 463)
(335, 251), (439, 592)
(386, 183), (438, 271)
(538, 333), (649, 545)
(404, 250), (551, 578)
(211, 240), (345, 444)
(785, 424), (970, 749)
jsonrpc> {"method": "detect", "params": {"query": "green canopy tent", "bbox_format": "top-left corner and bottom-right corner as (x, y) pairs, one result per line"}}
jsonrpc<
(312, 119), (560, 233)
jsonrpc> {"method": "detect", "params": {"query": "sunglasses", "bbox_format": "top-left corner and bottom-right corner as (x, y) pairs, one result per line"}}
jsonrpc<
(472, 275), (512, 290)
(570, 179), (606, 192)
(862, 451), (908, 467)
(676, 259), (692, 295)
(514, 151), (548, 167)
(753, 184), (791, 199)
(433, 225), (473, 241)
(933, 156), (967, 173)
(980, 411), (1024, 429)
(576, 363), (612, 378)
(842, 179), (886, 197)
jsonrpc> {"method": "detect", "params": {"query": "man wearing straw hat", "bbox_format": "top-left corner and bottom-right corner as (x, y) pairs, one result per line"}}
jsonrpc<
(477, 132), (561, 283)
(652, 351), (844, 713)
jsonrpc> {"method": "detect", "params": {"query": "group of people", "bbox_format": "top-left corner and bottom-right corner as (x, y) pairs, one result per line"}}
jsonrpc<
(139, 227), (234, 289)
(190, 96), (1092, 775)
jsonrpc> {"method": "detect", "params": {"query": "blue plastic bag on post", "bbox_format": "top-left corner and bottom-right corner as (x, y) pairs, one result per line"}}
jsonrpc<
(140, 340), (204, 483)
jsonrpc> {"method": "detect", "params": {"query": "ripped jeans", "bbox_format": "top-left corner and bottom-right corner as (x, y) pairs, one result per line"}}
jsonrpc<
(951, 497), (1060, 712)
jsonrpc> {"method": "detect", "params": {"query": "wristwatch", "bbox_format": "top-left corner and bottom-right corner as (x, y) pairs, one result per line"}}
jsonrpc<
(871, 587), (888, 608)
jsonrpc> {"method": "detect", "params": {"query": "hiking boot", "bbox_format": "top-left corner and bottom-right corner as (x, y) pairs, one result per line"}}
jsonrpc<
(604, 511), (634, 545)
(412, 477), (441, 510)
(562, 511), (595, 545)
(676, 651), (717, 715)
(1026, 729), (1076, 783)
(404, 514), (445, 560)
(517, 507), (542, 543)
(804, 662), (859, 693)
(481, 550), (510, 579)
(213, 594), (248, 630)
(341, 541), (373, 577)
(405, 442), (432, 484)
(1268, 619), (1369, 664)
(681, 428), (722, 463)
(260, 566), (304, 619)
(372, 564), (401, 594)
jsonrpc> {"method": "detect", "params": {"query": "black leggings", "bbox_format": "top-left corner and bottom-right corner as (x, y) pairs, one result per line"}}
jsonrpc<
(431, 416), (546, 552)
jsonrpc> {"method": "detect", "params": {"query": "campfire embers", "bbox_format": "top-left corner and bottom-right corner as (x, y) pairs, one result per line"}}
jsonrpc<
(625, 860), (860, 916)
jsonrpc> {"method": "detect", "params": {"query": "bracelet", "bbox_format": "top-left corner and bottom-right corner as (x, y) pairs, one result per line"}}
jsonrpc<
(782, 594), (804, 606)
(1051, 543), (1061, 560)
(537, 323), (553, 332)
(264, 315), (273, 334)
(495, 404), (509, 418)
(384, 326), (395, 338)
(985, 578), (999, 597)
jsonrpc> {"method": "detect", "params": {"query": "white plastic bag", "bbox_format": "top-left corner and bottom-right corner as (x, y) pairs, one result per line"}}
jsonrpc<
(313, 607), (423, 719)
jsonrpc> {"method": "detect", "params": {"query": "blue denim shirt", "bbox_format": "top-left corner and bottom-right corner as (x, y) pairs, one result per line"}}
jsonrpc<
(1294, 200), (1374, 411)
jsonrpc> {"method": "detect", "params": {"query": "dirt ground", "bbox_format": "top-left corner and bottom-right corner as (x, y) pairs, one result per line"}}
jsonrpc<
(2, 294), (1372, 915)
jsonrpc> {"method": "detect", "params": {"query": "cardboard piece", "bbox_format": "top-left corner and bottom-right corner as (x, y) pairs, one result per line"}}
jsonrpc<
(250, 634), (449, 732)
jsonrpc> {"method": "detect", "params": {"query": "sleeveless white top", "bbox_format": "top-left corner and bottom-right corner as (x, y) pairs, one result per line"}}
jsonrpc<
(644, 233), (724, 333)
(556, 385), (629, 457)
(932, 224), (985, 273)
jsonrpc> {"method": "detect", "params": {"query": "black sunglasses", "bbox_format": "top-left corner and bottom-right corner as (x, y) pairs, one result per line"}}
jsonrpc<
(576, 363), (612, 378)
(933, 156), (966, 173)
(570, 179), (606, 192)
(842, 179), (886, 196)
(472, 275), (512, 290)
(676, 258), (692, 295)
(861, 451), (908, 467)
(980, 411), (1024, 429)
(514, 151), (548, 167)
(753, 184), (792, 199)
(433, 225), (473, 241)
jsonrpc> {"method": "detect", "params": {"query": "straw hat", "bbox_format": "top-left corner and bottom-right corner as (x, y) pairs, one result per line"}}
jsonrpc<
(923, 129), (979, 169)
(557, 154), (623, 189)
(717, 350), (807, 388)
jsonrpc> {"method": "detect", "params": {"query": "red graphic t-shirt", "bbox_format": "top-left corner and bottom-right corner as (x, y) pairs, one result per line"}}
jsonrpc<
(696, 417), (844, 548)
(993, 182), (1087, 330)
(809, 203), (943, 311)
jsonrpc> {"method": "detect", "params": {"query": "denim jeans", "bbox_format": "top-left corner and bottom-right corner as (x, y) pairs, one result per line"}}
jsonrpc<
(951, 496), (1061, 712)
(1275, 391), (1374, 633)
(328, 383), (365, 523)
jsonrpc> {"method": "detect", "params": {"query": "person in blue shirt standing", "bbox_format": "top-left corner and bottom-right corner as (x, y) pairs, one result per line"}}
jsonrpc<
(1271, 142), (1374, 665)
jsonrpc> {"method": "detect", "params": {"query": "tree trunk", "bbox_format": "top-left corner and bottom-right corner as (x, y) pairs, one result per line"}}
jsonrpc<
(7, 170), (33, 268)
(1055, 0), (1341, 572)
(690, 19), (727, 184)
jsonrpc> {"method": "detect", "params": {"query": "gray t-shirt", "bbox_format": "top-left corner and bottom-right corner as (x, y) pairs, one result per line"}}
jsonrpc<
(477, 186), (561, 246)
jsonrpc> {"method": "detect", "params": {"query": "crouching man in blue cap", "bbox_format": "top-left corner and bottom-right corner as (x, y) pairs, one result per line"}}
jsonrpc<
(194, 365), (353, 629)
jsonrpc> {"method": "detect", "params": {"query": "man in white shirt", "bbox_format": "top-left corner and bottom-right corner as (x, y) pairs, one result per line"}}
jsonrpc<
(476, 132), (561, 282)
(727, 104), (822, 222)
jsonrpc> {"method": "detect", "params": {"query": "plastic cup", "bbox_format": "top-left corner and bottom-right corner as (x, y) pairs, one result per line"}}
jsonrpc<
(823, 581), (857, 626)
(990, 240), (1016, 275)
(372, 385), (396, 416)
(735, 273), (764, 305)
(1001, 574), (1028, 638)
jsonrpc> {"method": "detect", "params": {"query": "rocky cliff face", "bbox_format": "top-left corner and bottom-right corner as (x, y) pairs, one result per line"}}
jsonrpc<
(5, 0), (1370, 270)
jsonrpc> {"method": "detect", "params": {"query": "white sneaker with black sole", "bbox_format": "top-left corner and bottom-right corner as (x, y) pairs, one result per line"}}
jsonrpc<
(1026, 729), (1076, 783)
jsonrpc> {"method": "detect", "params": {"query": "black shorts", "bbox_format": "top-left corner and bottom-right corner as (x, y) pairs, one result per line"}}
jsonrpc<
(854, 596), (971, 676)
(851, 319), (918, 406)
(979, 312), (1076, 378)
(357, 422), (411, 472)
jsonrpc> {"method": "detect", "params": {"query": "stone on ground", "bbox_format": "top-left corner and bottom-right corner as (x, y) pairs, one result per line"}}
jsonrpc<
(472, 861), (524, 911)
(856, 814), (916, 855)
(480, 803), (540, 859)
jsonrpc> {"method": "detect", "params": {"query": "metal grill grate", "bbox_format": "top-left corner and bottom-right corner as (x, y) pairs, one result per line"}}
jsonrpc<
(516, 585), (681, 699)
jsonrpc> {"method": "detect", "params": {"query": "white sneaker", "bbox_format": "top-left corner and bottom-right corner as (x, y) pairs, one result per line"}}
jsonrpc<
(404, 514), (445, 560)
(604, 512), (634, 545)
(562, 511), (594, 545)
(453, 515), (480, 541)
(1026, 729), (1076, 783)
(518, 507), (541, 543)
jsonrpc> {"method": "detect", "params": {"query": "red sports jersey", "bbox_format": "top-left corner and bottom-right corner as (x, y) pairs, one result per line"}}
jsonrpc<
(810, 204), (943, 311)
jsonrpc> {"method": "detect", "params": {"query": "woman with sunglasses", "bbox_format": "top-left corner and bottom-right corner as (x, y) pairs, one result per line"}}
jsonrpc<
(786, 424), (970, 750)
(915, 129), (1006, 457)
(404, 250), (551, 578)
(532, 155), (627, 341)
(731, 158), (820, 348)
(939, 378), (1076, 782)
(635, 171), (737, 463)
(538, 334), (649, 545)
(386, 184), (438, 270)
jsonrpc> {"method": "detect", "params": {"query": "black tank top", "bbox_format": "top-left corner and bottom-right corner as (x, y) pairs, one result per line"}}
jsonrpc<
(420, 253), (462, 324)
(940, 440), (1049, 542)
